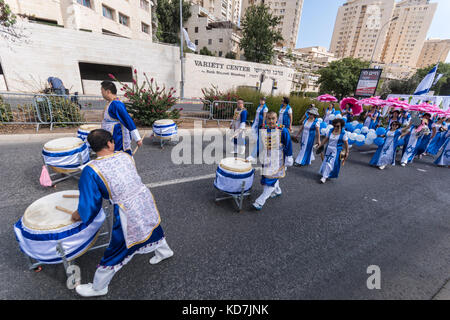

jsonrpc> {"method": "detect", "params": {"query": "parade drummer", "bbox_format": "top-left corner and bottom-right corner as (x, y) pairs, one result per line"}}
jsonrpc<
(252, 111), (293, 211)
(230, 98), (248, 155)
(72, 129), (173, 297)
(100, 81), (143, 155)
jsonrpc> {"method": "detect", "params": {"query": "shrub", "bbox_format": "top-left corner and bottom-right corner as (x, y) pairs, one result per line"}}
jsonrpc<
(0, 95), (13, 122)
(109, 70), (179, 127)
(46, 96), (85, 126)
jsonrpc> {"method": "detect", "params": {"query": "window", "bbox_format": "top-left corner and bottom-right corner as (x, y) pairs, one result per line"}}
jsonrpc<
(208, 39), (212, 45)
(219, 38), (223, 43)
(119, 13), (129, 26)
(102, 5), (114, 20)
(195, 40), (198, 45)
(78, 62), (132, 83)
(77, 0), (92, 8)
(141, 22), (149, 34)
(140, 0), (150, 11)
(195, 27), (199, 33)
(219, 51), (223, 57)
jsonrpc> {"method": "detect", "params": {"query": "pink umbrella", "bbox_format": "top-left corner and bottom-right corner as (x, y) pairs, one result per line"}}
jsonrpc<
(340, 97), (362, 116)
(317, 94), (338, 102)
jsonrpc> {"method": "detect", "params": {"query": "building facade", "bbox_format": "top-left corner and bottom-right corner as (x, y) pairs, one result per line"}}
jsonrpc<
(5, 0), (155, 41)
(416, 38), (450, 69)
(189, 0), (242, 25)
(241, 0), (304, 49)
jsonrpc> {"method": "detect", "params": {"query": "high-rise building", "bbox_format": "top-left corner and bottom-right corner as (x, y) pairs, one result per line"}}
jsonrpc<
(330, 0), (438, 72)
(329, 0), (396, 62)
(241, 0), (304, 49)
(416, 38), (450, 69)
(380, 0), (437, 68)
(5, 0), (155, 41)
(189, 0), (242, 25)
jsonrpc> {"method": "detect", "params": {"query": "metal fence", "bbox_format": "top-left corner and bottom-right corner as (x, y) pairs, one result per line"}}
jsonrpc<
(0, 91), (254, 131)
(0, 92), (105, 131)
(211, 101), (254, 122)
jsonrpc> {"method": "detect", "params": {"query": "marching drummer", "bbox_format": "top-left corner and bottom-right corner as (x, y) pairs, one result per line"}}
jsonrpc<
(100, 81), (143, 155)
(252, 111), (293, 211)
(230, 98), (248, 155)
(72, 129), (174, 297)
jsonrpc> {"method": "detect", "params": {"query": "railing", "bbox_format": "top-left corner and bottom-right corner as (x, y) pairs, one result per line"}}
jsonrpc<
(210, 100), (254, 122)
(173, 98), (212, 121)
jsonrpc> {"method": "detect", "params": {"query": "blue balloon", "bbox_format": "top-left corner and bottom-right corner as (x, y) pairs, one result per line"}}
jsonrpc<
(356, 140), (365, 147)
(375, 127), (386, 136)
(348, 139), (356, 145)
(355, 123), (363, 130)
(397, 138), (405, 146)
(345, 123), (354, 132)
(334, 110), (341, 115)
(320, 122), (328, 130)
(374, 137), (385, 146)
(343, 117), (348, 124)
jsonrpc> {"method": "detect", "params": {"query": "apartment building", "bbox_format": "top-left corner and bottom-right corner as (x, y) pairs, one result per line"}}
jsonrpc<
(189, 0), (242, 25)
(416, 38), (450, 69)
(5, 0), (155, 41)
(241, 0), (304, 49)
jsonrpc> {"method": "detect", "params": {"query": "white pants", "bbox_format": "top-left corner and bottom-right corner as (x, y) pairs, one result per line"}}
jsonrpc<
(92, 238), (173, 290)
(254, 180), (281, 207)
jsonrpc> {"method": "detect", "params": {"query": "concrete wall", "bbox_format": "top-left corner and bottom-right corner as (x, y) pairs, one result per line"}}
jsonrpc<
(0, 21), (294, 98)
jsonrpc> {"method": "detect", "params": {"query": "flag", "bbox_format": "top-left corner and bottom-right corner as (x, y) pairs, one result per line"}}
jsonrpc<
(413, 64), (438, 95)
(432, 73), (443, 86)
(182, 28), (196, 51)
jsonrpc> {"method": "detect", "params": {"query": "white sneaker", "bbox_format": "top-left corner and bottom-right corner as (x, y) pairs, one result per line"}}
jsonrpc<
(400, 162), (406, 167)
(320, 177), (326, 184)
(75, 283), (108, 297)
(270, 192), (282, 198)
(252, 202), (262, 211)
(149, 250), (174, 265)
(379, 165), (386, 170)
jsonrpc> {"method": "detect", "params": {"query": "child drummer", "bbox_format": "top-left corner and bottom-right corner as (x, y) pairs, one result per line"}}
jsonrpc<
(251, 111), (293, 211)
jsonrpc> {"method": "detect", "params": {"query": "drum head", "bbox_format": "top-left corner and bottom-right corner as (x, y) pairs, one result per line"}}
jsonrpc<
(79, 124), (101, 132)
(43, 137), (84, 152)
(219, 157), (252, 173)
(154, 119), (175, 126)
(23, 191), (79, 230)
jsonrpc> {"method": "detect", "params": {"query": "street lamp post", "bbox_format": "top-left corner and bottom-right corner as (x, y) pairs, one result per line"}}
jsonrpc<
(180, 0), (184, 99)
(369, 16), (398, 68)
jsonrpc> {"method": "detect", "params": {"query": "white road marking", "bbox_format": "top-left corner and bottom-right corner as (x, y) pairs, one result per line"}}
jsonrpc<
(372, 199), (378, 202)
(417, 169), (427, 172)
(146, 167), (262, 188)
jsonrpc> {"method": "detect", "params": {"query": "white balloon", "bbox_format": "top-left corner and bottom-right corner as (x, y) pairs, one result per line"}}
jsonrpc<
(320, 128), (327, 135)
(329, 114), (336, 121)
(354, 129), (361, 134)
(367, 132), (377, 140)
(335, 114), (343, 119)
(356, 134), (365, 142)
(361, 126), (369, 134)
(327, 125), (334, 130)
(352, 121), (359, 126)
(368, 129), (376, 134)
(365, 138), (374, 145)
(317, 118), (323, 123)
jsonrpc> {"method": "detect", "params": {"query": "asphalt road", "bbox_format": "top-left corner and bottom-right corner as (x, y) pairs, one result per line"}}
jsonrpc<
(0, 133), (449, 300)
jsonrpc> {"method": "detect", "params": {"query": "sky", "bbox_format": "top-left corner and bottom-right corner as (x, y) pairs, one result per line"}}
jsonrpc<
(296, 0), (450, 62)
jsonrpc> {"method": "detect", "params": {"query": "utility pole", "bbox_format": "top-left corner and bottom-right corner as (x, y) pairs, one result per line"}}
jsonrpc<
(180, 0), (184, 99)
(369, 16), (398, 68)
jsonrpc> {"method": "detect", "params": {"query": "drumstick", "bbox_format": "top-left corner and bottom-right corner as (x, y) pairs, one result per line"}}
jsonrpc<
(62, 194), (79, 198)
(132, 132), (147, 156)
(55, 206), (75, 215)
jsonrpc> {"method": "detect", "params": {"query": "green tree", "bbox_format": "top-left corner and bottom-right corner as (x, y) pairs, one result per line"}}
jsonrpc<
(239, 4), (283, 64)
(199, 46), (215, 56)
(317, 57), (370, 100)
(0, 0), (22, 41)
(225, 51), (236, 59)
(155, 0), (191, 44)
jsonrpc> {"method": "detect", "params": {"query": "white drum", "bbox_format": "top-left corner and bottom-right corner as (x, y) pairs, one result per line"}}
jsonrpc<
(42, 137), (90, 173)
(214, 157), (254, 194)
(77, 124), (101, 142)
(153, 119), (178, 139)
(14, 190), (105, 264)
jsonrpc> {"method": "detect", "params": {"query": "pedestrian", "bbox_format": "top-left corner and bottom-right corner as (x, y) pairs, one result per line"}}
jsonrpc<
(252, 111), (293, 210)
(369, 121), (403, 170)
(277, 97), (293, 133)
(317, 118), (349, 183)
(47, 77), (67, 95)
(293, 106), (321, 166)
(101, 81), (143, 155)
(73, 129), (174, 297)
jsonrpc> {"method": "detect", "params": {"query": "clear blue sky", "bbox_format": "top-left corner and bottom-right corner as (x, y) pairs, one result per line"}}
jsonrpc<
(296, 0), (450, 62)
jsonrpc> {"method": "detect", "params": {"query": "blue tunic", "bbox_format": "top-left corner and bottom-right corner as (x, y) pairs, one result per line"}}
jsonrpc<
(78, 165), (164, 268)
(294, 118), (319, 166)
(278, 104), (292, 128)
(259, 126), (293, 187)
(434, 130), (450, 166)
(319, 130), (347, 179)
(103, 100), (138, 155)
(427, 125), (447, 155)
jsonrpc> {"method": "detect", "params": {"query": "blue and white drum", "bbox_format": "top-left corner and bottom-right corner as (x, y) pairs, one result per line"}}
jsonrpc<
(214, 157), (254, 194)
(77, 124), (101, 150)
(153, 119), (178, 139)
(42, 137), (90, 173)
(14, 190), (105, 264)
